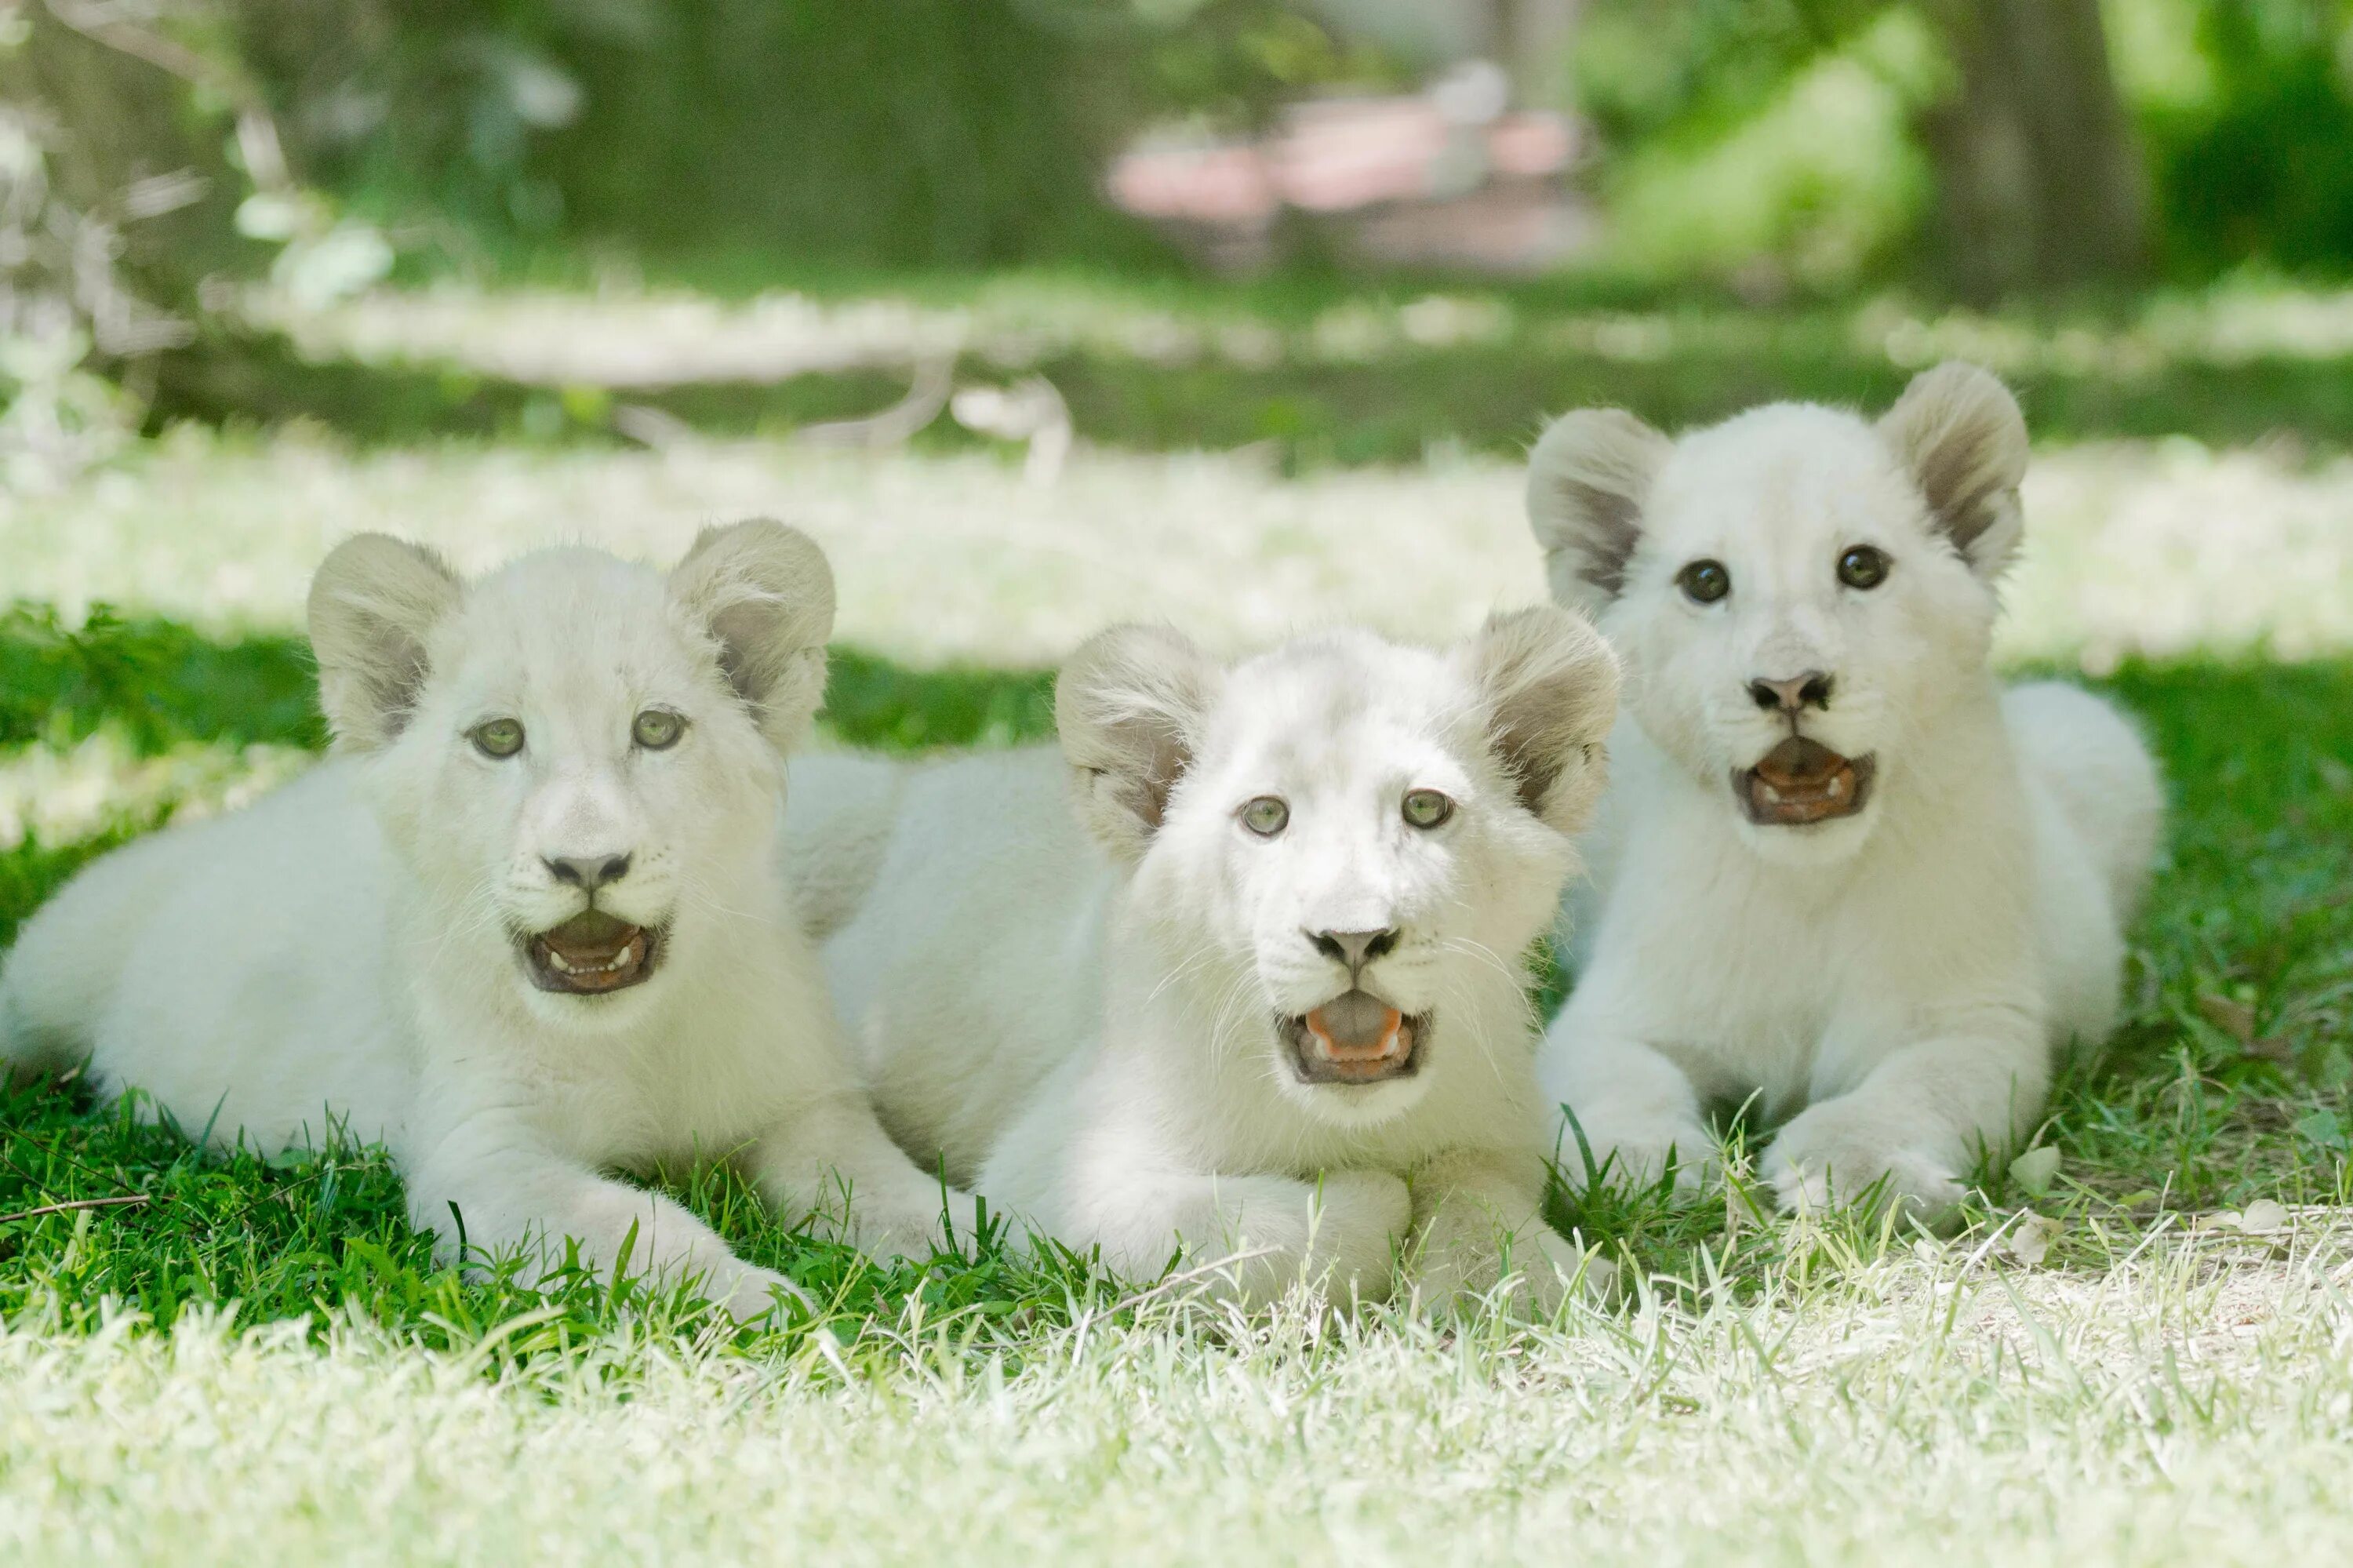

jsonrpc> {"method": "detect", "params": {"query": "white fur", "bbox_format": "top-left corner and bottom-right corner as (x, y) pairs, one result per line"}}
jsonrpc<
(1, 523), (974, 1317)
(1528, 363), (2162, 1221)
(790, 611), (1620, 1312)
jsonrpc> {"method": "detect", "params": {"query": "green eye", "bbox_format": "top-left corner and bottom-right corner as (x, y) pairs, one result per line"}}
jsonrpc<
(1837, 544), (1889, 590)
(632, 708), (685, 750)
(1677, 559), (1731, 605)
(471, 718), (524, 759)
(1241, 796), (1289, 837)
(1402, 788), (1453, 829)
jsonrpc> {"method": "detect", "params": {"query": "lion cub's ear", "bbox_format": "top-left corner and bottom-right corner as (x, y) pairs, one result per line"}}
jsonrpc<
(308, 533), (465, 753)
(1878, 361), (2028, 580)
(1464, 604), (1620, 835)
(1526, 408), (1674, 616)
(1057, 623), (1223, 864)
(670, 518), (837, 753)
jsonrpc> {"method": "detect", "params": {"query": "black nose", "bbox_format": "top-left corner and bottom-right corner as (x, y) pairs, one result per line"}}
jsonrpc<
(545, 853), (631, 892)
(1309, 928), (1399, 974)
(1747, 671), (1834, 716)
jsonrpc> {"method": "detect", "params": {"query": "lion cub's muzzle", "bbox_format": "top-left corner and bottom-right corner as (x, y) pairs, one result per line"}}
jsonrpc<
(1734, 735), (1877, 827)
(521, 909), (666, 995)
(1282, 991), (1426, 1086)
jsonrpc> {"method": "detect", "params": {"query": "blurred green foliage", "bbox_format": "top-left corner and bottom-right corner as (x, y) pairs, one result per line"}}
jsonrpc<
(1577, 0), (2353, 291)
(236, 0), (1140, 265)
(14, 0), (2353, 326)
(227, 0), (1388, 271)
(227, 0), (2353, 289)
(2140, 0), (2353, 275)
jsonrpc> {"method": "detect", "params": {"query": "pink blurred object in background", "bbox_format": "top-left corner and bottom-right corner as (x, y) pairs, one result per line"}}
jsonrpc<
(1106, 76), (1587, 275)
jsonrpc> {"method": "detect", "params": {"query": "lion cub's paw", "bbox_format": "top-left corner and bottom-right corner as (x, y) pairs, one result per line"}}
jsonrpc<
(1409, 1217), (1613, 1320)
(1505, 1228), (1617, 1318)
(1563, 1115), (1722, 1200)
(1304, 1169), (1415, 1290)
(710, 1264), (806, 1324)
(1762, 1102), (1967, 1226)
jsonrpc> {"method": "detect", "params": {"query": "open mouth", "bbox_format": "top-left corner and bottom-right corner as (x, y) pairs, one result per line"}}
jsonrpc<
(1734, 736), (1877, 827)
(521, 910), (664, 995)
(1281, 991), (1427, 1086)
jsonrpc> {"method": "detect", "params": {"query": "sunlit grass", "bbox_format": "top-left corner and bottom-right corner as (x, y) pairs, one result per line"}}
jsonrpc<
(7, 429), (2353, 668)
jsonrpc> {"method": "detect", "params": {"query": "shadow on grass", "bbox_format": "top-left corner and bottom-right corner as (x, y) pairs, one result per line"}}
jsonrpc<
(146, 316), (2353, 465)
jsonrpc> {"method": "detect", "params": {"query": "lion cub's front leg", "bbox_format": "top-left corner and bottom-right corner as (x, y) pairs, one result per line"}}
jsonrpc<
(1107, 1169), (1411, 1309)
(744, 1091), (980, 1263)
(1540, 1018), (1721, 1197)
(1051, 1144), (1410, 1310)
(1406, 1148), (1613, 1317)
(409, 1115), (795, 1322)
(1762, 1031), (2048, 1226)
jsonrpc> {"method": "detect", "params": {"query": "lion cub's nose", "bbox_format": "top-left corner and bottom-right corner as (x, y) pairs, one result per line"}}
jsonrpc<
(1310, 927), (1399, 976)
(1747, 671), (1834, 716)
(544, 853), (632, 892)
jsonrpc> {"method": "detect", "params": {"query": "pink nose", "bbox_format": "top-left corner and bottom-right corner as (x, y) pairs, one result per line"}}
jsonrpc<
(1747, 671), (1833, 715)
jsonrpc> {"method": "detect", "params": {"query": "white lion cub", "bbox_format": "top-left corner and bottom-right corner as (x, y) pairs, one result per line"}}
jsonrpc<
(791, 611), (1619, 1312)
(1526, 362), (2161, 1222)
(1, 522), (973, 1317)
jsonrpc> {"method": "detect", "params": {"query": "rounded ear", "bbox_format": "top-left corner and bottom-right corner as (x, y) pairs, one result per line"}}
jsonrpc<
(1056, 623), (1222, 865)
(1463, 603), (1620, 835)
(668, 518), (836, 753)
(1526, 408), (1673, 616)
(307, 533), (464, 753)
(1877, 361), (2028, 580)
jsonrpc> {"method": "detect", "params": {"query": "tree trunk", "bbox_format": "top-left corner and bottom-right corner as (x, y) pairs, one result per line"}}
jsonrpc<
(1918, 0), (2147, 300)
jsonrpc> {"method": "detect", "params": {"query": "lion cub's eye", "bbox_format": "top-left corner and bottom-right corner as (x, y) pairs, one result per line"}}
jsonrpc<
(1402, 788), (1453, 829)
(1837, 544), (1889, 590)
(470, 718), (525, 759)
(1240, 796), (1290, 837)
(1676, 558), (1731, 605)
(632, 708), (686, 750)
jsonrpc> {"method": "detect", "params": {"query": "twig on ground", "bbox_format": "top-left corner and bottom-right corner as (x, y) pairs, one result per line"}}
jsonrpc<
(798, 352), (957, 447)
(0, 1193), (151, 1225)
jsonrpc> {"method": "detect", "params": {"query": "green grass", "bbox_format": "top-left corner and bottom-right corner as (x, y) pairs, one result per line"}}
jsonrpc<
(4, 610), (2348, 1341)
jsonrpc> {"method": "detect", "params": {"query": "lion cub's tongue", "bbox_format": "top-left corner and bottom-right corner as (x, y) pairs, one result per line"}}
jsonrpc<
(1754, 735), (1849, 788)
(541, 909), (641, 966)
(1306, 991), (1406, 1063)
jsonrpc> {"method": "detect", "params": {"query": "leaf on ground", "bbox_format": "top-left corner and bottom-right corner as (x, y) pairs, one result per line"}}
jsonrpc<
(2238, 1198), (2290, 1231)
(2197, 994), (2257, 1043)
(2295, 1108), (2350, 1151)
(2008, 1145), (2061, 1199)
(2006, 1213), (2061, 1266)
